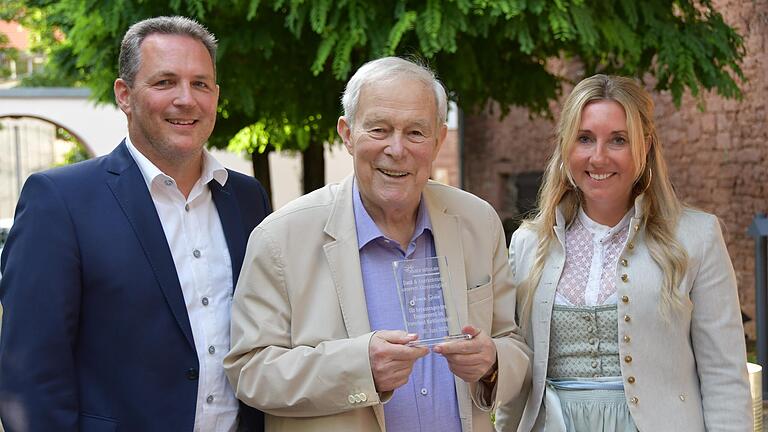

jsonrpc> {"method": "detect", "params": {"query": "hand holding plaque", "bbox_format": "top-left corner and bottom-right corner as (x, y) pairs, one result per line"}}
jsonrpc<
(393, 256), (472, 347)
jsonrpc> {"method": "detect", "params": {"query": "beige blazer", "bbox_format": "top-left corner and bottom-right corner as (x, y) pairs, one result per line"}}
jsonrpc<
(225, 176), (531, 432)
(495, 200), (752, 432)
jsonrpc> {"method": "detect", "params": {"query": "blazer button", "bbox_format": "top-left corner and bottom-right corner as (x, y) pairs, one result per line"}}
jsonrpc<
(621, 258), (628, 267)
(621, 295), (629, 303)
(628, 242), (635, 250)
(627, 376), (636, 384)
(624, 315), (631, 322)
(621, 274), (629, 283)
(186, 368), (199, 380)
(624, 355), (633, 363)
(630, 396), (639, 404)
(623, 335), (631, 343)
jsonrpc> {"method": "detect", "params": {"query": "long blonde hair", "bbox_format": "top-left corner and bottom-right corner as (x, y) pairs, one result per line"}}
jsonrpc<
(519, 74), (688, 326)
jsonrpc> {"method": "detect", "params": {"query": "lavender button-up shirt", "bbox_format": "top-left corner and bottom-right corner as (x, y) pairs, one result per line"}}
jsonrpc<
(353, 182), (462, 432)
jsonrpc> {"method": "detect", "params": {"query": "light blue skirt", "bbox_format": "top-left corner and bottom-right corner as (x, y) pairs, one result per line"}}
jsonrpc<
(544, 380), (638, 432)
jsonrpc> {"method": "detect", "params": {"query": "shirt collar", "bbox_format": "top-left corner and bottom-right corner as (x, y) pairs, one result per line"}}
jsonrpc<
(352, 179), (432, 250)
(577, 206), (632, 239)
(124, 135), (228, 189)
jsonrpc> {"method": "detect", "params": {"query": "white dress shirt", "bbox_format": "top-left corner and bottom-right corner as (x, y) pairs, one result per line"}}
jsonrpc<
(125, 137), (239, 432)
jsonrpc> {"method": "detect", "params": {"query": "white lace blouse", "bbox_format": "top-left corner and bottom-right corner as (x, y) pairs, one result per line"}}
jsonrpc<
(554, 209), (632, 306)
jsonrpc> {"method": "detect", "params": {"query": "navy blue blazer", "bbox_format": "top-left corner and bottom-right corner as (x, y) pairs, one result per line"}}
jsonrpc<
(0, 142), (269, 432)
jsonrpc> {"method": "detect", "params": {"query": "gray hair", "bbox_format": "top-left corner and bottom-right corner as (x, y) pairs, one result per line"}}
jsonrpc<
(341, 57), (448, 128)
(118, 16), (217, 87)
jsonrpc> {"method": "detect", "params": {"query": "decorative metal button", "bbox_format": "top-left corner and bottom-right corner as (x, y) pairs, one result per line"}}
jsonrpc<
(627, 376), (636, 384)
(359, 393), (368, 402)
(201, 297), (209, 306)
(348, 395), (356, 404)
(630, 397), (638, 404)
(624, 315), (631, 322)
(621, 258), (628, 267)
(621, 274), (629, 282)
(624, 355), (633, 363)
(628, 242), (635, 250)
(623, 335), (631, 343)
(621, 295), (629, 303)
(193, 249), (201, 258)
(353, 394), (362, 403)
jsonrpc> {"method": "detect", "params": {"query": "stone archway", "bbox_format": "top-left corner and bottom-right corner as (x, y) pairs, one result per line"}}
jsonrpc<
(0, 87), (127, 156)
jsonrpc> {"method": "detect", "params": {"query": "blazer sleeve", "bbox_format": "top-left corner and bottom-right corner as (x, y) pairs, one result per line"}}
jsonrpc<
(0, 174), (81, 431)
(689, 216), (752, 431)
(468, 204), (532, 412)
(224, 226), (381, 417)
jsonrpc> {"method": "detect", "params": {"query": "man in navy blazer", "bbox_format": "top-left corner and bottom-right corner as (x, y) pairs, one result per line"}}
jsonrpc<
(0, 16), (268, 431)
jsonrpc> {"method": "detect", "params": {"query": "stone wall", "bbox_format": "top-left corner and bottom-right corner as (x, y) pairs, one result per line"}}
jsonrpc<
(463, 0), (768, 338)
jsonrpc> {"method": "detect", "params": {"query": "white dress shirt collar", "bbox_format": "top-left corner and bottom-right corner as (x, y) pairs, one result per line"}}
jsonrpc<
(124, 136), (228, 190)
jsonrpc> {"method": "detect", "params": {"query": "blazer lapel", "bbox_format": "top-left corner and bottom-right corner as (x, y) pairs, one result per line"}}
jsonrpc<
(322, 176), (386, 430)
(423, 184), (472, 423)
(423, 185), (468, 335)
(104, 142), (195, 348)
(210, 178), (246, 288)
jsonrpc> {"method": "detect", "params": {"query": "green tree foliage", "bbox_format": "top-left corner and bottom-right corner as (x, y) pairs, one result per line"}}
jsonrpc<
(4, 0), (745, 197)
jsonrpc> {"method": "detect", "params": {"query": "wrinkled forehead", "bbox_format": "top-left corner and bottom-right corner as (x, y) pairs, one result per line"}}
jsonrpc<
(357, 78), (438, 122)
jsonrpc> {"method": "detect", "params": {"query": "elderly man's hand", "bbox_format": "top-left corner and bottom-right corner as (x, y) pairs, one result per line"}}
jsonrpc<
(369, 331), (429, 393)
(432, 326), (497, 383)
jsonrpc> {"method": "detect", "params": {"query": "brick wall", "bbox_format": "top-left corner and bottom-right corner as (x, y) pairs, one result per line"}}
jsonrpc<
(462, 0), (768, 338)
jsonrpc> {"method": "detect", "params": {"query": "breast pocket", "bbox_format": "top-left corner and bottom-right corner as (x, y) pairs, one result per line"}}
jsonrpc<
(467, 274), (493, 330)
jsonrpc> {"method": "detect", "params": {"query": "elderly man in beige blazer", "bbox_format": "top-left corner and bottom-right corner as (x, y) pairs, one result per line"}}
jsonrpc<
(224, 57), (531, 432)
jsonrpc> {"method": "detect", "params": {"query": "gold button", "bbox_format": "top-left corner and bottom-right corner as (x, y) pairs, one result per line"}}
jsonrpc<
(624, 315), (631, 322)
(621, 274), (629, 282)
(624, 355), (633, 363)
(628, 242), (635, 250)
(621, 295), (629, 303)
(627, 376), (636, 384)
(623, 335), (631, 343)
(621, 258), (628, 267)
(630, 397), (638, 404)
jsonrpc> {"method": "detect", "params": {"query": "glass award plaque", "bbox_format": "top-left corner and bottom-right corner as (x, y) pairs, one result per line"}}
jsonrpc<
(393, 256), (472, 347)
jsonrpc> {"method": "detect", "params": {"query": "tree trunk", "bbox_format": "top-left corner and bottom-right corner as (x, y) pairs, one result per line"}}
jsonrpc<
(251, 149), (273, 208)
(302, 139), (325, 194)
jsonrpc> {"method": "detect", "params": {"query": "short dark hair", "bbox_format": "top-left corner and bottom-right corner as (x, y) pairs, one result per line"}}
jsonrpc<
(118, 16), (217, 87)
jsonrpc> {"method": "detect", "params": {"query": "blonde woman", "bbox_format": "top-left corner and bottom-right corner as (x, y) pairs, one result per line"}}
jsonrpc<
(496, 75), (751, 431)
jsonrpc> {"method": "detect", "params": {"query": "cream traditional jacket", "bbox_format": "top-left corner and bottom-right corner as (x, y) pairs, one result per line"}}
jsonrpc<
(225, 176), (531, 432)
(496, 199), (752, 432)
